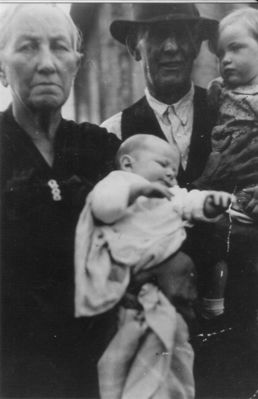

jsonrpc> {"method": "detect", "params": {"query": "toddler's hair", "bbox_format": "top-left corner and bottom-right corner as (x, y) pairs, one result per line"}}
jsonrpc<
(219, 7), (258, 43)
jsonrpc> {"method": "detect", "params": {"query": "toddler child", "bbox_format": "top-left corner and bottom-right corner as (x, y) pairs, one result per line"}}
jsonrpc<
(201, 7), (258, 320)
(74, 134), (231, 399)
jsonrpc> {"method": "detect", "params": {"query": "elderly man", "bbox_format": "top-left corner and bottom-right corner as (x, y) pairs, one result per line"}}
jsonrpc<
(102, 3), (217, 188)
(102, 3), (258, 192)
(102, 4), (258, 398)
(102, 2), (219, 323)
(102, 3), (258, 309)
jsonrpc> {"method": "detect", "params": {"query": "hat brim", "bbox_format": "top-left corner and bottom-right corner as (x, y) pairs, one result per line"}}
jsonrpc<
(110, 15), (218, 45)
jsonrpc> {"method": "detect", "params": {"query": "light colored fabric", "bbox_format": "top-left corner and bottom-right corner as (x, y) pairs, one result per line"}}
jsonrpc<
(74, 171), (216, 317)
(74, 171), (219, 399)
(145, 87), (194, 170)
(98, 283), (195, 399)
(74, 192), (131, 317)
(101, 111), (122, 139)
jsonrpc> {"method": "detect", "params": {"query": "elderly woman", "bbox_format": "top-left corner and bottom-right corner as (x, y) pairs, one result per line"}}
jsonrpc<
(0, 4), (120, 398)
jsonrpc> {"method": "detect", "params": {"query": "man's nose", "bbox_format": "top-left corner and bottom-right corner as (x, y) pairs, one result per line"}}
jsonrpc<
(163, 36), (179, 52)
(37, 46), (56, 73)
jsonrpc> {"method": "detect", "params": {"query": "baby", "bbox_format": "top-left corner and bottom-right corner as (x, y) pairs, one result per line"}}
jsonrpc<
(74, 134), (232, 399)
(201, 8), (258, 320)
(75, 134), (231, 317)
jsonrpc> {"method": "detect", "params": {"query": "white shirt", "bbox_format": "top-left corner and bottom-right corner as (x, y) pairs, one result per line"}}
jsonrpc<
(101, 85), (195, 170)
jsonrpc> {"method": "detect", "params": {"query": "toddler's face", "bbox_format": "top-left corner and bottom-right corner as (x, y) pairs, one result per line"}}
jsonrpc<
(131, 141), (179, 187)
(217, 21), (258, 87)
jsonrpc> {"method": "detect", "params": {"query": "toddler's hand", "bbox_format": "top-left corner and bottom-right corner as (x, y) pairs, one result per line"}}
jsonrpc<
(204, 191), (233, 218)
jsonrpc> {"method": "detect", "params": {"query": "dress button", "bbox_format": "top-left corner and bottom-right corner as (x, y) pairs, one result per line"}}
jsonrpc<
(48, 179), (62, 201)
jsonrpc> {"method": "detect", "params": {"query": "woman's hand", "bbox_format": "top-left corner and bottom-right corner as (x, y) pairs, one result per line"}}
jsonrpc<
(194, 131), (258, 191)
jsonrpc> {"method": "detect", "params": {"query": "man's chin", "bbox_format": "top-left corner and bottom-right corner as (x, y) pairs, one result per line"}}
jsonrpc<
(160, 76), (188, 90)
(154, 77), (191, 99)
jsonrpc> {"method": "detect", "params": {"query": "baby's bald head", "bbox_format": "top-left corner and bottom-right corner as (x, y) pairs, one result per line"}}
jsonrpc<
(116, 134), (178, 167)
(116, 134), (180, 186)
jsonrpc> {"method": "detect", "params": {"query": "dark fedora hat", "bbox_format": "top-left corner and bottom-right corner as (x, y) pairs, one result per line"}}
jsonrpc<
(110, 3), (218, 45)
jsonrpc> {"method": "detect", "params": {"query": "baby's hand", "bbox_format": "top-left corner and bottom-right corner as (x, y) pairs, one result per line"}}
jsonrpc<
(141, 182), (173, 201)
(204, 191), (233, 218)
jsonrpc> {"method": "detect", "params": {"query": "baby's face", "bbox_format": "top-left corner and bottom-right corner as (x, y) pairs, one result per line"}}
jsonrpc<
(217, 21), (258, 87)
(131, 141), (179, 187)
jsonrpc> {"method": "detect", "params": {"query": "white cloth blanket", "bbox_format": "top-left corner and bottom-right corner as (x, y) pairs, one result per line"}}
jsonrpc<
(74, 195), (195, 399)
(74, 193), (131, 317)
(98, 284), (195, 399)
(74, 181), (210, 317)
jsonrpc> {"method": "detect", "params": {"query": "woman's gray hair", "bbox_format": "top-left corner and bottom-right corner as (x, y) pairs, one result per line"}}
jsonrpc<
(0, 3), (82, 52)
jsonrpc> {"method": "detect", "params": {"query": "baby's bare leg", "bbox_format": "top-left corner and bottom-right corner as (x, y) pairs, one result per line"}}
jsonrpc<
(153, 251), (197, 303)
(131, 251), (197, 302)
(128, 252), (197, 322)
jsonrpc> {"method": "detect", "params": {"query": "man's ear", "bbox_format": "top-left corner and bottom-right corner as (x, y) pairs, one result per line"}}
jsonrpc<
(120, 154), (134, 171)
(193, 38), (202, 59)
(126, 34), (142, 61)
(191, 25), (203, 59)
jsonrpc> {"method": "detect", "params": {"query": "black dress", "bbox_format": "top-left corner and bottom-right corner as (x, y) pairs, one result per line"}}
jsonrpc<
(0, 107), (120, 398)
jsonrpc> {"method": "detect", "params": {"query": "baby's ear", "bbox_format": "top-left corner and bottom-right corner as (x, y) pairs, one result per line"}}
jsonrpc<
(120, 154), (134, 171)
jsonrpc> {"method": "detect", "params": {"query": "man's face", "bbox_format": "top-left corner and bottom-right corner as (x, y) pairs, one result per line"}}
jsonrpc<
(1, 5), (80, 112)
(135, 22), (201, 101)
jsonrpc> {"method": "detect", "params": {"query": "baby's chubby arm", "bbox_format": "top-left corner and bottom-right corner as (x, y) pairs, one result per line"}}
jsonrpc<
(203, 191), (233, 218)
(91, 171), (172, 224)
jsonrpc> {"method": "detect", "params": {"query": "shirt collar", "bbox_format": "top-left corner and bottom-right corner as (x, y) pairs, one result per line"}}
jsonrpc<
(145, 84), (195, 124)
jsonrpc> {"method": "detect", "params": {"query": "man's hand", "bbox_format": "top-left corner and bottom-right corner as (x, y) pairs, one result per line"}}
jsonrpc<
(243, 185), (258, 221)
(204, 191), (233, 218)
(194, 131), (258, 191)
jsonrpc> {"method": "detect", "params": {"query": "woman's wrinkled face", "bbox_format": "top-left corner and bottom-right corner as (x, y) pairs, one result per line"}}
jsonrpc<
(0, 5), (80, 112)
